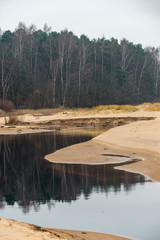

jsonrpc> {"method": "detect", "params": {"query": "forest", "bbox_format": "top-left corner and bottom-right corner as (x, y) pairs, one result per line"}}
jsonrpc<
(0, 22), (160, 109)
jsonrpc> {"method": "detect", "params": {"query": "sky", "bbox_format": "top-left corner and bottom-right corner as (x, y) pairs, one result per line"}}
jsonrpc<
(0, 0), (159, 48)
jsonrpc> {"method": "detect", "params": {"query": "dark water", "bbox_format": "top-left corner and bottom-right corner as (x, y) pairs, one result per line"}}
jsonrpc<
(0, 130), (160, 240)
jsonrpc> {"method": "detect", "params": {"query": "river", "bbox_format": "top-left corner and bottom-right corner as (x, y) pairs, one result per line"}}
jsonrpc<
(0, 129), (160, 240)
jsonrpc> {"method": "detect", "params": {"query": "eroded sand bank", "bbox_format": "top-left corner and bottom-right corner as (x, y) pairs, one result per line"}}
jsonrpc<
(0, 218), (131, 240)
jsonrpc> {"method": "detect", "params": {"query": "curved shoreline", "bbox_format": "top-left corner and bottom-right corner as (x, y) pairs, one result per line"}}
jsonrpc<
(1, 110), (160, 240)
(45, 119), (160, 182)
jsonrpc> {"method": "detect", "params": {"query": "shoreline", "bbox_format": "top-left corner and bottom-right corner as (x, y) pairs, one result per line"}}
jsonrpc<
(1, 108), (160, 239)
(0, 115), (154, 135)
(45, 119), (160, 182)
(45, 151), (142, 166)
(0, 218), (132, 240)
(93, 119), (160, 182)
(1, 111), (160, 181)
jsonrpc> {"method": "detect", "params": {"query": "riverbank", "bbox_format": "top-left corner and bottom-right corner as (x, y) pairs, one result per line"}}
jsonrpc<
(37, 105), (160, 182)
(0, 104), (156, 134)
(0, 218), (131, 240)
(0, 106), (160, 180)
(46, 117), (160, 182)
(1, 104), (160, 239)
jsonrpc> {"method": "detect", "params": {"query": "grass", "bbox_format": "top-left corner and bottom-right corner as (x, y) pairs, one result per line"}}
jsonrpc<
(145, 103), (160, 111)
(92, 104), (138, 113)
(15, 107), (66, 116)
(3, 102), (160, 125)
(4, 107), (69, 125)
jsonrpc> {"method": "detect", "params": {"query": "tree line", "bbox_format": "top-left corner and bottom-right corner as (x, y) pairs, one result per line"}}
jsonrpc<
(0, 22), (160, 109)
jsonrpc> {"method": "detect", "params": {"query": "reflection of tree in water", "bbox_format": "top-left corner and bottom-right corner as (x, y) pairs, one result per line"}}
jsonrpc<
(0, 132), (146, 213)
(50, 163), (146, 202)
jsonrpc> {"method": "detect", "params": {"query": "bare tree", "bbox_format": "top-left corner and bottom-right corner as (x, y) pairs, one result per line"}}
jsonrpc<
(121, 39), (132, 70)
(52, 60), (59, 107)
(56, 30), (75, 106)
(57, 30), (67, 104)
(0, 45), (15, 100)
(48, 56), (59, 107)
(27, 24), (38, 90)
(43, 23), (52, 34)
(137, 54), (148, 102)
(148, 47), (160, 94)
(43, 29), (59, 107)
(14, 22), (27, 62)
(77, 36), (89, 107)
(101, 38), (105, 82)
(63, 32), (75, 106)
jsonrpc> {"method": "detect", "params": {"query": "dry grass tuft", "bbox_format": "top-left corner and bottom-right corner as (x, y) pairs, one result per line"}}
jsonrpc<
(145, 103), (160, 111)
(15, 107), (67, 116)
(92, 105), (138, 113)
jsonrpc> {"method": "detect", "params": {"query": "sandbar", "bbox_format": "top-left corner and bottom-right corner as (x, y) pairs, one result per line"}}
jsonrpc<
(46, 118), (160, 182)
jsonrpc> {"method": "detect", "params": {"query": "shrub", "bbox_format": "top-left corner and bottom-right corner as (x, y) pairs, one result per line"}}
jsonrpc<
(0, 99), (14, 112)
(5, 114), (19, 125)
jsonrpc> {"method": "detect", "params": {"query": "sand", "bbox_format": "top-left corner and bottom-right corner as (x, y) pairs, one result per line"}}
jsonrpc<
(1, 106), (160, 239)
(45, 113), (160, 182)
(94, 118), (160, 182)
(0, 125), (54, 135)
(0, 218), (131, 240)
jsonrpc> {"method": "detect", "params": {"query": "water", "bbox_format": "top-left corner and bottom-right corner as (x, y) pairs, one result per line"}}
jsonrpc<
(0, 129), (160, 240)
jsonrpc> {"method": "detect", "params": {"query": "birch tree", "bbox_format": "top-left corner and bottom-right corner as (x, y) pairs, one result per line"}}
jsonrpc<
(27, 24), (38, 91)
(0, 39), (15, 100)
(148, 47), (160, 95)
(77, 35), (89, 107)
(57, 30), (67, 104)
(120, 39), (135, 71)
(63, 32), (75, 106)
(137, 53), (148, 102)
(14, 22), (27, 62)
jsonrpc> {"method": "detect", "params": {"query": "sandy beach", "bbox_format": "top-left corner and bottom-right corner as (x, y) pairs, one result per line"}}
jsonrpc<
(0, 218), (131, 240)
(1, 105), (160, 239)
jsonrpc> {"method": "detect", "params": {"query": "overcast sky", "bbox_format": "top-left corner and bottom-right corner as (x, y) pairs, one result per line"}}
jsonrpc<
(0, 0), (159, 48)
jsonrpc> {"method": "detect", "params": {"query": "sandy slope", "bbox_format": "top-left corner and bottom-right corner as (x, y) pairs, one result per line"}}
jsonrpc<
(94, 118), (160, 181)
(0, 218), (131, 240)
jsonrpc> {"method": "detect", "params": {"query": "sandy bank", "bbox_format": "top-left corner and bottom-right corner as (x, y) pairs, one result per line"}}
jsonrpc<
(0, 218), (131, 240)
(0, 125), (55, 135)
(0, 112), (154, 135)
(1, 108), (159, 240)
(95, 118), (160, 182)
(45, 117), (160, 182)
